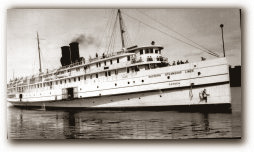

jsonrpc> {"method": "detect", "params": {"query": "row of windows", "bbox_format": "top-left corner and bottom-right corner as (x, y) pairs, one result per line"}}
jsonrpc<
(140, 49), (161, 55)
(14, 69), (127, 92)
(95, 57), (130, 68)
(57, 56), (132, 77)
(10, 73), (173, 94)
(14, 64), (159, 92)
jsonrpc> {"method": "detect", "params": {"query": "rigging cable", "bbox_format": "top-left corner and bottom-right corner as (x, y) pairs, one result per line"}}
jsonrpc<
(97, 9), (115, 55)
(106, 12), (118, 55)
(120, 15), (133, 47)
(122, 11), (220, 57)
(135, 9), (220, 57)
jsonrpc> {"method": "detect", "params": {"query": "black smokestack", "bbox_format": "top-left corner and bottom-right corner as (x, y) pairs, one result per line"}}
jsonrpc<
(60, 46), (71, 66)
(69, 42), (80, 63)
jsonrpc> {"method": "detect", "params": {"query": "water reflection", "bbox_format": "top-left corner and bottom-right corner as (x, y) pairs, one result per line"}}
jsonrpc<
(8, 87), (241, 139)
(8, 107), (235, 139)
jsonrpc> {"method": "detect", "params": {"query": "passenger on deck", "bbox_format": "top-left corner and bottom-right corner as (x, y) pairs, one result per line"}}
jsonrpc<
(177, 60), (180, 65)
(201, 57), (206, 61)
(172, 61), (176, 65)
(185, 60), (189, 63)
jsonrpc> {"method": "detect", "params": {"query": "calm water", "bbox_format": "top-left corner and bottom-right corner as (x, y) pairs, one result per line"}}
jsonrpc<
(7, 87), (241, 139)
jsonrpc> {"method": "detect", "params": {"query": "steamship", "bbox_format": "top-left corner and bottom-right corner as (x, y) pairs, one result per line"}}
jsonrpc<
(7, 9), (231, 110)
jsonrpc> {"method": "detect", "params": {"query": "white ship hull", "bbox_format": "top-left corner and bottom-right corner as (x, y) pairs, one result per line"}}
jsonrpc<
(8, 58), (231, 111)
(10, 83), (231, 110)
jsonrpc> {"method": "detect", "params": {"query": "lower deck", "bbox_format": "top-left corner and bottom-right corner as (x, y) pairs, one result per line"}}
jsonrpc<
(9, 82), (231, 112)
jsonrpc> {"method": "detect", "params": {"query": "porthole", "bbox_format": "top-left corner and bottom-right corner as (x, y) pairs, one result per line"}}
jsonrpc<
(198, 72), (201, 76)
(142, 80), (144, 83)
(115, 83), (117, 86)
(128, 82), (130, 84)
(167, 76), (170, 79)
(97, 86), (99, 88)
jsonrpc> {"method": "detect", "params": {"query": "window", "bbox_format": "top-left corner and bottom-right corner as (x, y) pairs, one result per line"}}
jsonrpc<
(56, 81), (58, 85)
(74, 77), (76, 82)
(96, 63), (98, 67)
(90, 75), (92, 79)
(105, 72), (108, 77)
(108, 71), (111, 76)
(104, 61), (106, 66)
(78, 77), (80, 81)
(84, 75), (86, 80)
(110, 60), (112, 64)
(99, 62), (101, 67)
(155, 50), (158, 54)
(145, 49), (149, 54)
(65, 79), (66, 83)
(117, 58), (119, 63)
(69, 79), (71, 83)
(140, 50), (143, 55)
(115, 69), (118, 75)
(150, 49), (153, 53)
(150, 64), (155, 69)
(60, 80), (62, 84)
(159, 50), (161, 54)
(145, 65), (150, 70)
(96, 74), (98, 78)
(127, 56), (130, 61)
(127, 68), (129, 73)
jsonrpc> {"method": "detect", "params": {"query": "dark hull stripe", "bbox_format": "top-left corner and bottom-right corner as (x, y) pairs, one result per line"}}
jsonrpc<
(13, 103), (232, 113)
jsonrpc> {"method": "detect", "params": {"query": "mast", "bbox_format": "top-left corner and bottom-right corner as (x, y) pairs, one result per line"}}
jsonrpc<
(37, 32), (42, 73)
(118, 9), (125, 49)
(220, 24), (226, 57)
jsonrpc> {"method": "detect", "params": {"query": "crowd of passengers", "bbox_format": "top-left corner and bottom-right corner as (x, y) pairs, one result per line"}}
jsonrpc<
(169, 57), (206, 66)
(170, 60), (189, 66)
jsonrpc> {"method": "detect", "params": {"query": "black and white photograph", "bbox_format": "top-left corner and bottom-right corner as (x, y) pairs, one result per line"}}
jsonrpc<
(6, 8), (241, 139)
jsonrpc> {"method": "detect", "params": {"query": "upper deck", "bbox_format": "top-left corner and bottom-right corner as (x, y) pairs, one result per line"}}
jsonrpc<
(7, 45), (167, 92)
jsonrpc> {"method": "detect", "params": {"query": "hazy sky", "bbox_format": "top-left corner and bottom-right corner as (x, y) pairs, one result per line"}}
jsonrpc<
(7, 9), (241, 80)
